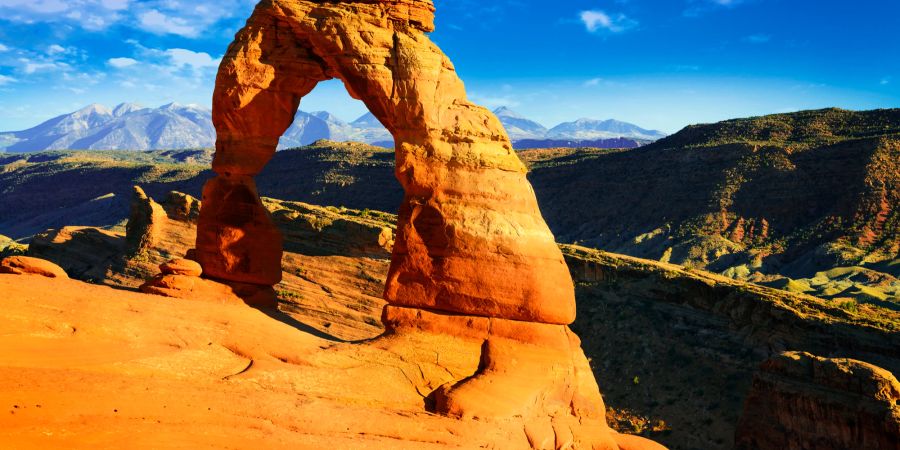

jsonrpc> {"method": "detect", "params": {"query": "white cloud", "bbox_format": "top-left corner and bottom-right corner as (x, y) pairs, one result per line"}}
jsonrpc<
(138, 9), (198, 38)
(881, 77), (892, 86)
(0, 0), (253, 36)
(108, 57), (138, 68)
(0, 44), (8, 52)
(19, 58), (69, 74)
(0, 75), (16, 85)
(165, 48), (220, 69)
(100, 0), (129, 10)
(0, 0), (69, 14)
(47, 44), (66, 55)
(0, 0), (126, 30)
(580, 10), (637, 33)
(584, 78), (603, 87)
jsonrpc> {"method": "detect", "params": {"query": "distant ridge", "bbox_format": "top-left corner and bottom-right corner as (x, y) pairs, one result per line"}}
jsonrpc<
(512, 137), (650, 149)
(491, 107), (666, 149)
(0, 103), (666, 152)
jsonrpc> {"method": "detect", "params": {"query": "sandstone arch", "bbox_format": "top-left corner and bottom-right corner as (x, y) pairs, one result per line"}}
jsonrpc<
(196, 1), (664, 449)
(196, 0), (575, 324)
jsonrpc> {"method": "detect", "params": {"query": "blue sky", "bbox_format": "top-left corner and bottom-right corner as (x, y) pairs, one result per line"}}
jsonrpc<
(0, 0), (897, 133)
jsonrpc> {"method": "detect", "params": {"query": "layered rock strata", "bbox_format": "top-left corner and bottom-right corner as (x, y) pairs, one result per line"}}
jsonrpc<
(735, 351), (900, 450)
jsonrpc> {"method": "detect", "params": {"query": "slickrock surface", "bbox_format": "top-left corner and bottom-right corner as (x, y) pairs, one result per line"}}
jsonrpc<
(28, 190), (392, 342)
(0, 274), (664, 449)
(0, 255), (68, 278)
(734, 351), (900, 450)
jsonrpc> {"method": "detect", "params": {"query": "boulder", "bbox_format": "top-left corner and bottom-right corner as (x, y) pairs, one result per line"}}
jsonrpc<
(0, 256), (68, 278)
(160, 258), (203, 277)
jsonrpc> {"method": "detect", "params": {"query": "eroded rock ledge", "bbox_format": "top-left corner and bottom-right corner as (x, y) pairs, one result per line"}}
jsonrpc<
(735, 351), (900, 450)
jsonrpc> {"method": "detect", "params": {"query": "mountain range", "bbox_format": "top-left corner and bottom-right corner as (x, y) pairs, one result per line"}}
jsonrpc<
(0, 103), (666, 152)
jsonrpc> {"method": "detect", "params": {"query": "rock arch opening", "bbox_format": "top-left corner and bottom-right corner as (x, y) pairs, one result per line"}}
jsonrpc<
(272, 79), (393, 149)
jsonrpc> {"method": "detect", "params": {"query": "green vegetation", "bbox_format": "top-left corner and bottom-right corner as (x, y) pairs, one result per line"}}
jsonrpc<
(0, 234), (26, 258)
(651, 108), (900, 150)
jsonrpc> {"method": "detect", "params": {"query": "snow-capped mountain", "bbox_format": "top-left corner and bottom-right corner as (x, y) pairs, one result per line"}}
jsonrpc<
(349, 112), (393, 145)
(0, 103), (215, 151)
(279, 111), (353, 148)
(546, 118), (667, 141)
(493, 106), (548, 140)
(0, 104), (394, 152)
(491, 107), (667, 145)
(494, 106), (547, 141)
(0, 103), (665, 152)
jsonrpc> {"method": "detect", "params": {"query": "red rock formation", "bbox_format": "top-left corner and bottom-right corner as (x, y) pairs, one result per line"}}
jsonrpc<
(0, 256), (68, 279)
(735, 351), (900, 450)
(141, 258), (276, 306)
(160, 258), (203, 277)
(194, 1), (662, 448)
(196, 0), (574, 324)
(126, 186), (166, 257)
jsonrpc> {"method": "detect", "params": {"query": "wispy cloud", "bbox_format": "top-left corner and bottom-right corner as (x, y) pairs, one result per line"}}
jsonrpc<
(0, 74), (16, 85)
(881, 76), (892, 85)
(743, 34), (771, 44)
(164, 48), (220, 70)
(580, 10), (638, 33)
(0, 0), (255, 37)
(18, 58), (69, 74)
(0, 43), (10, 53)
(137, 10), (199, 38)
(108, 57), (138, 68)
(684, 0), (750, 17)
(582, 77), (628, 88)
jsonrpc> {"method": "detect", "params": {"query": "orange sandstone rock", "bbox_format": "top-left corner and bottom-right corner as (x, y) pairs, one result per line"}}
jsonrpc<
(126, 186), (166, 257)
(140, 259), (276, 308)
(196, 0), (574, 324)
(0, 256), (68, 279)
(160, 258), (203, 277)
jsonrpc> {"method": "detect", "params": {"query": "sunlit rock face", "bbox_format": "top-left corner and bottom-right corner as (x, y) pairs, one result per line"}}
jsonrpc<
(197, 0), (573, 325)
(195, 1), (665, 448)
